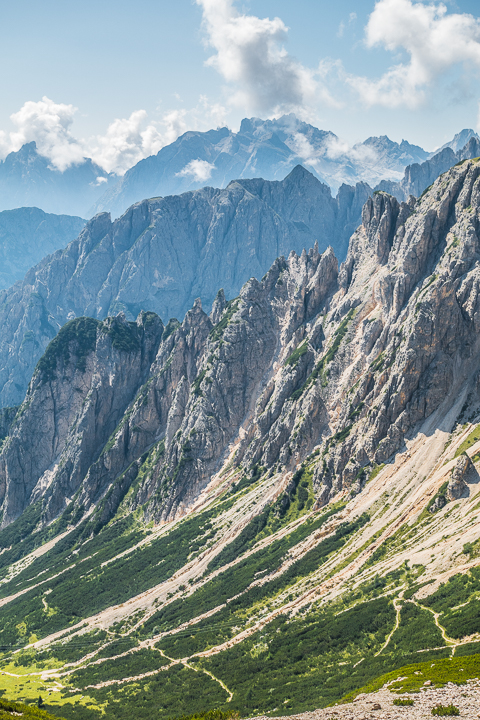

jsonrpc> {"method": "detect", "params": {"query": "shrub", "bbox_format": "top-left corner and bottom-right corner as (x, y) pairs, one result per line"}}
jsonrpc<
(431, 705), (460, 716)
(393, 698), (414, 706)
(284, 341), (308, 367)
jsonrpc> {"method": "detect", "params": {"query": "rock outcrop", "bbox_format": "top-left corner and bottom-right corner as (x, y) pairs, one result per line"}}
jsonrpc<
(447, 454), (472, 500)
(0, 312), (163, 526)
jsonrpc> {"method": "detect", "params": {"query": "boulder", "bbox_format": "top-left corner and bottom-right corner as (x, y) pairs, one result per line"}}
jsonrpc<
(447, 453), (472, 500)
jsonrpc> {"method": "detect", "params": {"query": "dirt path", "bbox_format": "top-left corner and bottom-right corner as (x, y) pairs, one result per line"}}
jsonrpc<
(375, 593), (404, 657)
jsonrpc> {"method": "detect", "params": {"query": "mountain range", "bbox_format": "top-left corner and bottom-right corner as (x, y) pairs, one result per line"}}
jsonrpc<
(1, 160), (480, 720)
(1, 116), (476, 219)
(0, 166), (371, 408)
(376, 135), (480, 200)
(92, 115), (431, 218)
(3, 129), (480, 313)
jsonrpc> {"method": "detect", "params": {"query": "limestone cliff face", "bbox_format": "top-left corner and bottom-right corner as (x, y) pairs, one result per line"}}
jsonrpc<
(3, 160), (480, 528)
(0, 166), (369, 408)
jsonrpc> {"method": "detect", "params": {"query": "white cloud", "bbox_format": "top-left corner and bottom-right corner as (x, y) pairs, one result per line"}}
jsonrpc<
(176, 158), (215, 182)
(195, 0), (335, 115)
(89, 110), (165, 174)
(0, 97), (167, 174)
(351, 0), (480, 108)
(7, 97), (85, 171)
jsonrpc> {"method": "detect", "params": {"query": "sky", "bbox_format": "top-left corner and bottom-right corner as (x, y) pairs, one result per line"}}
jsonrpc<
(2, 0), (480, 174)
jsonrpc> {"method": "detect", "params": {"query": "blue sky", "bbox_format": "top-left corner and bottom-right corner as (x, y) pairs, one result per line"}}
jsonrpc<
(2, 0), (480, 173)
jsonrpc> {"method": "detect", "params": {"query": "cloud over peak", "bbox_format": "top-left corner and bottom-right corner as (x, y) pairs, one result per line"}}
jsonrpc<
(177, 158), (215, 183)
(0, 97), (227, 176)
(6, 97), (84, 172)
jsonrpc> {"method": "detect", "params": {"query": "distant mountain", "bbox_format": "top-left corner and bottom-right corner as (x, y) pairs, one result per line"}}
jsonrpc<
(357, 135), (428, 172)
(375, 136), (480, 200)
(0, 165), (371, 408)
(436, 128), (480, 154)
(0, 207), (85, 289)
(1, 120), (473, 220)
(0, 142), (115, 216)
(92, 115), (428, 218)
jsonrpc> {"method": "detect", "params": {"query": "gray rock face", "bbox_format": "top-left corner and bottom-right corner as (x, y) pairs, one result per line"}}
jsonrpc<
(93, 115), (425, 218)
(0, 166), (370, 408)
(0, 142), (115, 217)
(447, 454), (472, 500)
(0, 207), (86, 289)
(4, 160), (480, 528)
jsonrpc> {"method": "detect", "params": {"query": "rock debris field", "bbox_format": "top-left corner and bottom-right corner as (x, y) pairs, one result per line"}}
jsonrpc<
(254, 680), (480, 719)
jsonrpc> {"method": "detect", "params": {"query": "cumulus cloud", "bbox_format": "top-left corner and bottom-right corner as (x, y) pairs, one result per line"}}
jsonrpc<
(351, 0), (480, 108)
(89, 110), (165, 174)
(195, 0), (337, 115)
(6, 97), (85, 171)
(176, 159), (215, 182)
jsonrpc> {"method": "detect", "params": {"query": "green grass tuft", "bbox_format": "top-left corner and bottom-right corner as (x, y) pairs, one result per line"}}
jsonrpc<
(0, 698), (64, 720)
(454, 425), (480, 458)
(339, 653), (480, 704)
(431, 705), (460, 716)
(284, 341), (308, 367)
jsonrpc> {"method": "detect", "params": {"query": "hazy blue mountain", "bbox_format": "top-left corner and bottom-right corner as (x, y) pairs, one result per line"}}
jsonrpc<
(436, 128), (480, 154)
(0, 142), (115, 216)
(0, 165), (371, 408)
(0, 122), (474, 221)
(0, 207), (86, 289)
(92, 115), (428, 218)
